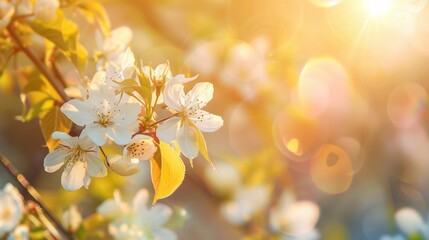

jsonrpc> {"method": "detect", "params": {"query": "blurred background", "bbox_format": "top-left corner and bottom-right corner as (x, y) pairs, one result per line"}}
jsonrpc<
(2, 0), (429, 239)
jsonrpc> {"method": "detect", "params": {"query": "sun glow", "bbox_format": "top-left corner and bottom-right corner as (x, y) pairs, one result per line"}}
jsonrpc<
(365, 0), (392, 16)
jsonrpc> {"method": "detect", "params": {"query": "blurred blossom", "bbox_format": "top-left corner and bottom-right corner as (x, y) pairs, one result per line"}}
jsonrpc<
(270, 191), (320, 239)
(310, 144), (353, 194)
(229, 104), (266, 155)
(62, 205), (82, 233)
(204, 161), (242, 196)
(34, 0), (59, 23)
(6, 225), (29, 240)
(97, 189), (177, 240)
(297, 58), (350, 119)
(0, 184), (24, 237)
(220, 41), (268, 99)
(396, 125), (429, 167)
(185, 41), (223, 76)
(11, 0), (32, 16)
(382, 207), (429, 239)
(0, 1), (14, 30)
(333, 137), (363, 174)
(387, 83), (427, 129)
(220, 185), (270, 225)
(96, 27), (133, 69)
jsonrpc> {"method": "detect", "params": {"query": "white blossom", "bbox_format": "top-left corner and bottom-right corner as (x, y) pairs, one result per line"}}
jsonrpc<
(34, 0), (59, 22)
(108, 134), (157, 176)
(61, 87), (141, 146)
(220, 185), (269, 225)
(43, 132), (107, 191)
(141, 62), (172, 86)
(0, 184), (24, 237)
(157, 78), (223, 160)
(97, 189), (177, 240)
(6, 225), (29, 240)
(269, 191), (320, 239)
(62, 205), (82, 233)
(96, 27), (133, 68)
(0, 1), (15, 30)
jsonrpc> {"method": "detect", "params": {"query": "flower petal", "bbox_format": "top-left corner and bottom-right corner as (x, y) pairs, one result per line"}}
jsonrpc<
(44, 148), (67, 173)
(85, 152), (107, 177)
(395, 208), (426, 236)
(52, 131), (72, 140)
(112, 103), (140, 126)
(156, 117), (181, 143)
(132, 189), (149, 213)
(107, 154), (140, 176)
(61, 99), (96, 126)
(177, 122), (199, 160)
(163, 82), (185, 112)
(147, 204), (173, 228)
(185, 82), (213, 109)
(189, 110), (223, 132)
(61, 161), (87, 191)
(84, 123), (107, 146)
(107, 125), (132, 145)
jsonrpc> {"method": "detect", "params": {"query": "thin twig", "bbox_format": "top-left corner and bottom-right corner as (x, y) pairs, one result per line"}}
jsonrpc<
(50, 58), (68, 89)
(148, 113), (178, 127)
(7, 24), (70, 102)
(0, 155), (71, 239)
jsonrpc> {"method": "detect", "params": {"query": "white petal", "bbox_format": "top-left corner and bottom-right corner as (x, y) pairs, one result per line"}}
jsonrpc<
(106, 63), (122, 83)
(395, 208), (425, 235)
(89, 71), (107, 90)
(152, 229), (177, 240)
(83, 174), (91, 189)
(189, 110), (223, 132)
(107, 125), (132, 145)
(52, 131), (72, 140)
(147, 204), (173, 228)
(61, 161), (87, 191)
(132, 189), (149, 212)
(112, 103), (141, 126)
(107, 154), (140, 176)
(61, 99), (96, 126)
(84, 123), (107, 146)
(156, 117), (181, 143)
(96, 199), (123, 219)
(85, 152), (107, 177)
(44, 148), (67, 173)
(77, 135), (97, 150)
(163, 82), (185, 112)
(171, 74), (198, 84)
(177, 122), (199, 160)
(185, 82), (213, 109)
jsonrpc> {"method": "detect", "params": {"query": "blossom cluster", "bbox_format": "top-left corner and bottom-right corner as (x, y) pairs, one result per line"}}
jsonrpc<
(44, 47), (223, 191)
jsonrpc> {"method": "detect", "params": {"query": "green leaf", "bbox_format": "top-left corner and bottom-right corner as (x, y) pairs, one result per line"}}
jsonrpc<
(116, 79), (152, 106)
(29, 10), (78, 51)
(150, 141), (185, 205)
(39, 106), (73, 151)
(16, 97), (54, 122)
(76, 1), (111, 36)
(29, 10), (87, 74)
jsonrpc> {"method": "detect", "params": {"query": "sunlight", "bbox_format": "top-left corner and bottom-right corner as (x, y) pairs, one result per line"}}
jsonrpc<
(365, 0), (392, 16)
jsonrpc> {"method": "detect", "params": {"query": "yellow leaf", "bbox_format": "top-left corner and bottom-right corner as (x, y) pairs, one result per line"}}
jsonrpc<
(150, 141), (185, 205)
(189, 121), (214, 169)
(39, 106), (72, 151)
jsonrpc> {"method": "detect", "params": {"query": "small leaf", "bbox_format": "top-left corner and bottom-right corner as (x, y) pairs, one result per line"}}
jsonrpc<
(189, 121), (214, 169)
(15, 97), (54, 122)
(39, 106), (73, 151)
(76, 1), (111, 36)
(150, 141), (185, 205)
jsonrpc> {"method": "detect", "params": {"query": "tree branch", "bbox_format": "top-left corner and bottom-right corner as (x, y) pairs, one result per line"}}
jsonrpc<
(7, 24), (70, 102)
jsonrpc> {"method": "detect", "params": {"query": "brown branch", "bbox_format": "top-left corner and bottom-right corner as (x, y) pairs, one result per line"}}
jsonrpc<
(0, 155), (71, 239)
(7, 23), (70, 102)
